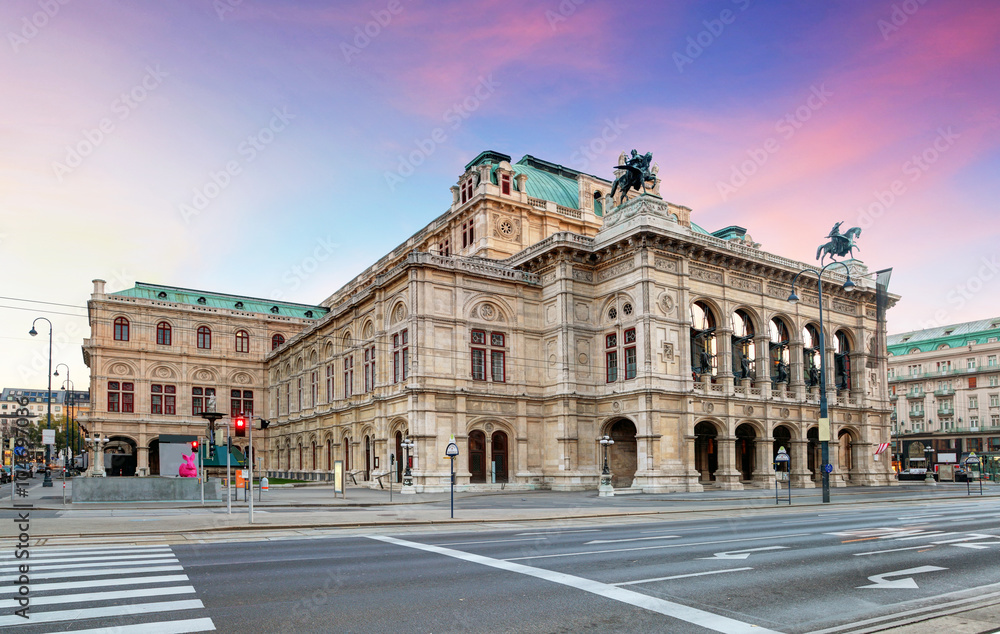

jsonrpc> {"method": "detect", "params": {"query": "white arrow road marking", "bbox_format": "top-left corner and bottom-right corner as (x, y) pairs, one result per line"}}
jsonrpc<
(931, 533), (996, 544)
(857, 566), (946, 589)
(953, 541), (1000, 550)
(587, 535), (679, 545)
(700, 546), (789, 560)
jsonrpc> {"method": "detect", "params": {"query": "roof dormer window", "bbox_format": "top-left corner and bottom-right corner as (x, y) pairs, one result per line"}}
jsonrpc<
(461, 177), (474, 204)
(500, 173), (511, 195)
(197, 297), (207, 305)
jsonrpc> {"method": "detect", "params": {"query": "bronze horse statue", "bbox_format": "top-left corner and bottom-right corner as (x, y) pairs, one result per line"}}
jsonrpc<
(610, 150), (657, 204)
(816, 222), (861, 265)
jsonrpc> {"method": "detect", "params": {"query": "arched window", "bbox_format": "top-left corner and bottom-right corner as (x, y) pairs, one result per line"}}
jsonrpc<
(197, 326), (211, 350)
(593, 191), (603, 217)
(731, 310), (756, 380)
(113, 317), (129, 341)
(235, 330), (250, 353)
(690, 302), (717, 377)
(271, 333), (285, 350)
(835, 331), (852, 391)
(803, 324), (821, 386)
(768, 318), (790, 383)
(156, 322), (171, 346)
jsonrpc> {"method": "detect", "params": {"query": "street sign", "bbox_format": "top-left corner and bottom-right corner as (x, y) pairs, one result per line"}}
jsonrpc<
(446, 442), (459, 457)
(42, 429), (55, 445)
(824, 464), (833, 473)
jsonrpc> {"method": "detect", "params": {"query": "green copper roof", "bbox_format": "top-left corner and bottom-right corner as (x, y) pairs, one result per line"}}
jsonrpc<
(690, 221), (711, 235)
(513, 156), (580, 209)
(112, 282), (327, 320)
(888, 316), (1000, 354)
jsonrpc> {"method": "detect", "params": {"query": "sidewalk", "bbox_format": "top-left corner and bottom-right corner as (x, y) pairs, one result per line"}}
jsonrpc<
(2, 477), (996, 540)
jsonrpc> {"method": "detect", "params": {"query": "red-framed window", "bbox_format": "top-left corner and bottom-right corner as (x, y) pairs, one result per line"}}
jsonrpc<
(231, 389), (253, 417)
(192, 386), (215, 415)
(364, 346), (375, 392)
(624, 328), (637, 380)
(471, 329), (486, 381)
(393, 330), (409, 383)
(606, 350), (618, 383)
(461, 177), (474, 203)
(271, 333), (285, 350)
(471, 329), (506, 382)
(151, 384), (176, 415)
(156, 321), (171, 346)
(235, 330), (250, 353)
(197, 326), (211, 349)
(500, 173), (511, 195)
(107, 381), (134, 413)
(311, 371), (318, 407)
(461, 220), (475, 248)
(326, 364), (334, 402)
(344, 356), (354, 398)
(439, 238), (450, 257)
(113, 317), (129, 341)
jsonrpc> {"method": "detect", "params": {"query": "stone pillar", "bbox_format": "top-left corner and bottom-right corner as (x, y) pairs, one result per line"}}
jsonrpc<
(828, 432), (846, 487)
(715, 435), (743, 490)
(136, 446), (149, 477)
(717, 328), (734, 393)
(790, 439), (814, 488)
(754, 334), (770, 384)
(751, 438), (773, 487)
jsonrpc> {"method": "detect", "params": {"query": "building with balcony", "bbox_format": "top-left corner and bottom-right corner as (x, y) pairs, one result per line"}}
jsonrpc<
(887, 317), (1000, 471)
(84, 150), (898, 490)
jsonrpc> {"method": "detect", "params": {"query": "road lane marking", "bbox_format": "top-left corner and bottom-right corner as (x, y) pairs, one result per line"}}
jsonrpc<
(930, 533), (995, 544)
(0, 545), (171, 559)
(0, 585), (195, 608)
(586, 535), (679, 545)
(854, 545), (936, 556)
(952, 541), (1000, 549)
(0, 556), (178, 574)
(40, 617), (217, 634)
(504, 532), (810, 561)
(614, 567), (753, 586)
(894, 531), (951, 540)
(369, 535), (782, 634)
(516, 530), (600, 536)
(436, 538), (541, 546)
(857, 566), (947, 589)
(700, 546), (789, 560)
(0, 599), (204, 627)
(0, 553), (177, 570)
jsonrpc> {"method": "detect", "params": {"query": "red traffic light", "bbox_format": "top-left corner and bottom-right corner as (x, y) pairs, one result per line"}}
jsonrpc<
(235, 416), (247, 437)
(190, 440), (199, 451)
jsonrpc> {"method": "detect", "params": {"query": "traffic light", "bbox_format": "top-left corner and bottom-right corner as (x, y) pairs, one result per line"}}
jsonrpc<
(190, 440), (199, 452)
(260, 419), (270, 430)
(234, 416), (247, 438)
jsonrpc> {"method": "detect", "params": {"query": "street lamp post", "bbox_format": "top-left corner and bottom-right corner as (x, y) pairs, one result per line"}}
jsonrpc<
(924, 445), (936, 485)
(54, 364), (73, 476)
(400, 437), (415, 494)
(599, 435), (615, 497)
(788, 260), (856, 504)
(29, 318), (55, 488)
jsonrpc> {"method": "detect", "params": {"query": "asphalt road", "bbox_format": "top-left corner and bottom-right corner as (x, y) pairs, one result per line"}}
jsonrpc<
(7, 496), (1000, 633)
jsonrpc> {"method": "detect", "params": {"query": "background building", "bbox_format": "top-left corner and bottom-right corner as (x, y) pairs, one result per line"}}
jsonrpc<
(85, 150), (898, 491)
(887, 318), (1000, 477)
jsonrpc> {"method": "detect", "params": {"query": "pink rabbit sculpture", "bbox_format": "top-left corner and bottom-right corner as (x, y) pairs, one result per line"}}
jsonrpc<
(178, 454), (197, 477)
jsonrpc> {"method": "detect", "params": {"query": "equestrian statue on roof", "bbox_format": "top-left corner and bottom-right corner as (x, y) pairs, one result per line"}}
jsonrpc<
(610, 150), (657, 204)
(816, 221), (862, 265)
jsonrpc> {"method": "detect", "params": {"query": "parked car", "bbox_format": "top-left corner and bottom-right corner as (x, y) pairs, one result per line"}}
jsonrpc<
(0, 467), (10, 484)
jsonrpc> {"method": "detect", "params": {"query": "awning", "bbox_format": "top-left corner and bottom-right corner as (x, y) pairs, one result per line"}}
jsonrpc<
(199, 446), (246, 468)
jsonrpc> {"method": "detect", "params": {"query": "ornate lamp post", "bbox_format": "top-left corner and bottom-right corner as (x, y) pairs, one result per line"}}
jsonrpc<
(84, 434), (109, 477)
(788, 225), (859, 504)
(400, 436), (415, 493)
(54, 364), (73, 475)
(599, 434), (615, 497)
(924, 445), (936, 484)
(29, 318), (54, 488)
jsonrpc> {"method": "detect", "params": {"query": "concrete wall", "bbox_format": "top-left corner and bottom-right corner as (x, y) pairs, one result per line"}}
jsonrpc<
(72, 476), (221, 502)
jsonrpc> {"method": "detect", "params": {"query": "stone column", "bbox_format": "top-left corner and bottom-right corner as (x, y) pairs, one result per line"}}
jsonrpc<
(754, 334), (770, 385)
(136, 446), (149, 477)
(715, 435), (743, 490)
(790, 439), (814, 488)
(751, 438), (773, 487)
(717, 328), (734, 393)
(683, 435), (705, 491)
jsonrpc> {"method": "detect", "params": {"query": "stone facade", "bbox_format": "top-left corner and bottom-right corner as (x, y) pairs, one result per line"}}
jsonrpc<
(84, 151), (898, 491)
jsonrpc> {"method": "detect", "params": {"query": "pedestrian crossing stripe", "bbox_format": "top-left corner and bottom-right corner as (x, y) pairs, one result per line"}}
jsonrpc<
(0, 545), (215, 632)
